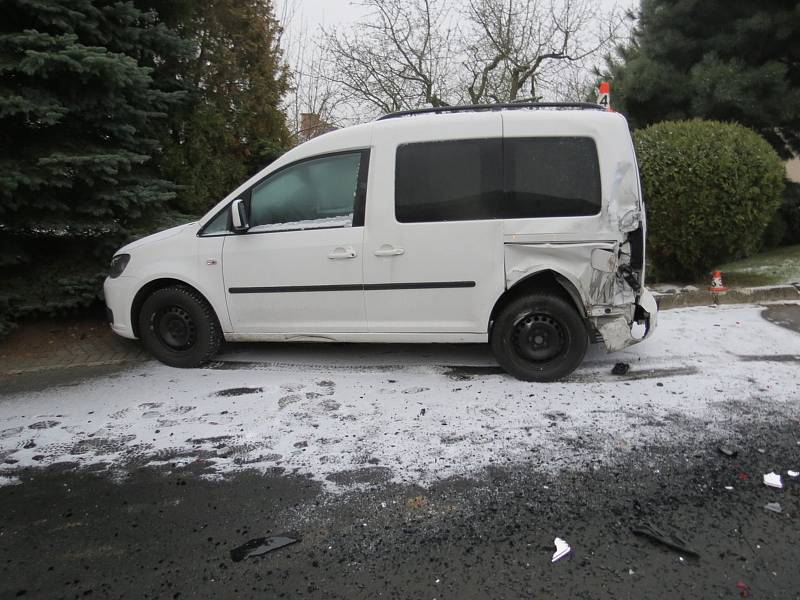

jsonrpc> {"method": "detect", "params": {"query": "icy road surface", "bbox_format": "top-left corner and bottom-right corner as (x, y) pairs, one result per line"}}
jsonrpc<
(1, 304), (798, 489)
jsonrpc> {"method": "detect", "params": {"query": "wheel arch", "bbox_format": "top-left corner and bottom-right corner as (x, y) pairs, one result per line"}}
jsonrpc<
(488, 269), (587, 334)
(131, 278), (221, 338)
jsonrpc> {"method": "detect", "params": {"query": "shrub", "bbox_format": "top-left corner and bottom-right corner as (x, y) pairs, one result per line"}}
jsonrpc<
(634, 120), (785, 281)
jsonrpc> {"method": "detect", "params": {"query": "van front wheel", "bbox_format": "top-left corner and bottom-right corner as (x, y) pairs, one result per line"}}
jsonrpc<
(138, 286), (222, 368)
(490, 293), (588, 382)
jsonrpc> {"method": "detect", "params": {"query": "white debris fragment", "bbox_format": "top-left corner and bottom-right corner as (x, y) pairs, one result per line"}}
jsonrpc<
(764, 502), (782, 514)
(788, 470), (799, 478)
(724, 486), (734, 491)
(763, 472), (783, 489)
(552, 537), (571, 563)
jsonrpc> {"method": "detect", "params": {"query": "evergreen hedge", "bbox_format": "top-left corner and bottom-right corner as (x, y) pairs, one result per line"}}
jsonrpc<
(0, 0), (290, 336)
(0, 0), (187, 335)
(635, 120), (785, 281)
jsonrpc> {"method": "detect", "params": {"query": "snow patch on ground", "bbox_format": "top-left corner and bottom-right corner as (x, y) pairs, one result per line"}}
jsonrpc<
(0, 305), (798, 490)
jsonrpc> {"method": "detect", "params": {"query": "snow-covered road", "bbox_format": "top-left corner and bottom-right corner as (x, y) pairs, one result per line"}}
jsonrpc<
(1, 304), (798, 489)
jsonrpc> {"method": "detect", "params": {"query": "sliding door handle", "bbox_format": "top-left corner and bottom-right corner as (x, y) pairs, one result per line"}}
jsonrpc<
(328, 246), (357, 259)
(374, 244), (405, 257)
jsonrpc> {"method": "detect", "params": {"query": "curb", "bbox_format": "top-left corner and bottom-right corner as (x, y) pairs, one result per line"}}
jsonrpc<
(654, 283), (800, 310)
(0, 357), (147, 378)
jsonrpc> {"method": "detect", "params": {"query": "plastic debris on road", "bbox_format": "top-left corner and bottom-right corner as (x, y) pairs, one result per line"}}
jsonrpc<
(764, 502), (782, 514)
(631, 521), (699, 557)
(230, 535), (299, 562)
(718, 446), (737, 458)
(788, 470), (799, 478)
(736, 581), (751, 598)
(763, 472), (783, 489)
(551, 537), (571, 562)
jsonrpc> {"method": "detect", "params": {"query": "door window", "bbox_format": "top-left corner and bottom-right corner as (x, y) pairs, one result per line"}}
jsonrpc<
(249, 151), (366, 232)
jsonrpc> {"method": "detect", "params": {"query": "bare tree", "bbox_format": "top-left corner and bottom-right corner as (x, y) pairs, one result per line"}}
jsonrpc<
(322, 0), (457, 115)
(301, 0), (623, 121)
(277, 0), (346, 142)
(463, 0), (624, 103)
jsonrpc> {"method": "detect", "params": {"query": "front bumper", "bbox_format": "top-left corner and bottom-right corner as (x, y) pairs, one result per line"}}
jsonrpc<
(596, 287), (658, 352)
(103, 275), (140, 339)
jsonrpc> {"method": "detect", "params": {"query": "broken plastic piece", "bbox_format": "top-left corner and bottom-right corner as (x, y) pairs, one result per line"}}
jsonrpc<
(763, 472), (783, 489)
(631, 521), (699, 557)
(611, 362), (630, 376)
(736, 581), (751, 598)
(724, 486), (733, 491)
(551, 537), (571, 562)
(718, 446), (737, 458)
(764, 502), (782, 514)
(788, 470), (799, 478)
(230, 535), (299, 562)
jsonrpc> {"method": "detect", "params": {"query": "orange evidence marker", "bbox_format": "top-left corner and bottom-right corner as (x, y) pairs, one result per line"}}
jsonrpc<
(709, 270), (729, 293)
(597, 82), (611, 111)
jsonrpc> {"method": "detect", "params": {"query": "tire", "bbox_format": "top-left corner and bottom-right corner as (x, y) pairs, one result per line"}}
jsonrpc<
(490, 292), (588, 382)
(138, 286), (222, 368)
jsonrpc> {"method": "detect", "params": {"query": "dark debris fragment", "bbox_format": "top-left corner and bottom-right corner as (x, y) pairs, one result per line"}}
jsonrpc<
(230, 535), (299, 562)
(611, 362), (630, 376)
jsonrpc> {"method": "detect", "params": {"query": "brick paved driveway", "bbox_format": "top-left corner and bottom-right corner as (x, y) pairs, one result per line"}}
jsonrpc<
(0, 318), (146, 375)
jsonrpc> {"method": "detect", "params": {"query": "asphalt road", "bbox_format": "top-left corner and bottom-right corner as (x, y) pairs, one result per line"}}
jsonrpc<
(1, 303), (799, 599)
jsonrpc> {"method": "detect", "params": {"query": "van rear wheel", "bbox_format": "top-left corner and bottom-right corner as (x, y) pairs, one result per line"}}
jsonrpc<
(490, 293), (588, 382)
(138, 286), (222, 368)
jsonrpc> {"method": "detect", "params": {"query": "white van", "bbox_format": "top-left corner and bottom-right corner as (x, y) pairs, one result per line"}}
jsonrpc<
(104, 103), (657, 381)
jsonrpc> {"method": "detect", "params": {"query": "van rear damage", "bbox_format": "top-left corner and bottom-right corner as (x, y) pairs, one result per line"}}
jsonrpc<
(503, 153), (657, 353)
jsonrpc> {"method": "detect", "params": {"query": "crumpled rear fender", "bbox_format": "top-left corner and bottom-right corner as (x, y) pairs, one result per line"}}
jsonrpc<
(594, 288), (658, 352)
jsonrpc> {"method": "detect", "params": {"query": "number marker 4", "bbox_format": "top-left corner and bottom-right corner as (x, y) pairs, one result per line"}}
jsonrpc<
(597, 81), (611, 111)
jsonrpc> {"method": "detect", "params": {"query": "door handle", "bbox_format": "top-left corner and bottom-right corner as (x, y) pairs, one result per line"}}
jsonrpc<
(328, 246), (357, 260)
(374, 244), (405, 257)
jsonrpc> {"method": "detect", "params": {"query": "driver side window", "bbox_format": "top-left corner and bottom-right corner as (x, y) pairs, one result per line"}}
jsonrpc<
(249, 151), (365, 233)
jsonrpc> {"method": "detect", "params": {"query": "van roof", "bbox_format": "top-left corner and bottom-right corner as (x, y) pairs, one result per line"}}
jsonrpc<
(275, 102), (617, 172)
(376, 102), (605, 121)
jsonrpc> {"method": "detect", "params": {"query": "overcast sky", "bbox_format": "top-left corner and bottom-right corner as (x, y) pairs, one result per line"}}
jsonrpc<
(276, 0), (638, 32)
(275, 0), (639, 124)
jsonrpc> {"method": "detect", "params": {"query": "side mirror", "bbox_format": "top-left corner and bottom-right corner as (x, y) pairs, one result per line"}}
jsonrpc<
(231, 198), (249, 232)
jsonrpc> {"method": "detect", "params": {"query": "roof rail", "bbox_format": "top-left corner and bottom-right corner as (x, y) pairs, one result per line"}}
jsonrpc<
(376, 102), (604, 121)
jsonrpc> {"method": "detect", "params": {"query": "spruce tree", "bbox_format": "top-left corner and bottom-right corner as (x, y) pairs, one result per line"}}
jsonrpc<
(0, 0), (185, 331)
(138, 0), (291, 215)
(607, 0), (800, 157)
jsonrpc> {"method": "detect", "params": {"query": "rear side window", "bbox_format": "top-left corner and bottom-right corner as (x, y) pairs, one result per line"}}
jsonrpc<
(504, 137), (601, 218)
(394, 136), (601, 222)
(395, 139), (502, 223)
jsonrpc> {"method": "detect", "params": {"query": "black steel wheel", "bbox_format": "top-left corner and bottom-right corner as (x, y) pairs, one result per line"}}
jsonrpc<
(154, 305), (197, 350)
(138, 286), (222, 368)
(491, 292), (588, 382)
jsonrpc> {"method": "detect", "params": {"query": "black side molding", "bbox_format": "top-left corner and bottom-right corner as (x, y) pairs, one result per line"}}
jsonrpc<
(228, 281), (476, 294)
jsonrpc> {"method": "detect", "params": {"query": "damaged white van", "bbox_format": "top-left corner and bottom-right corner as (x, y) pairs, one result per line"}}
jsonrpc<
(104, 103), (657, 381)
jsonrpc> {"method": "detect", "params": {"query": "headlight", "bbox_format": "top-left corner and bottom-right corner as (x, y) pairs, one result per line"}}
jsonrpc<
(109, 254), (130, 278)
